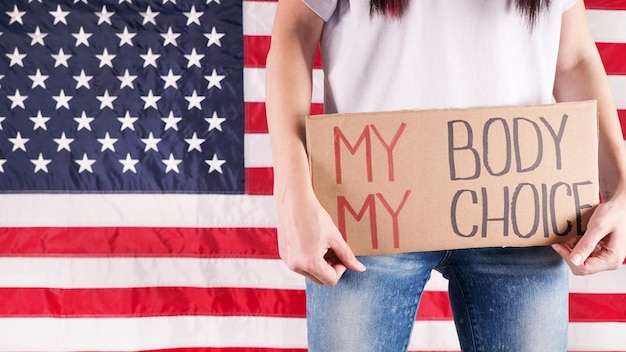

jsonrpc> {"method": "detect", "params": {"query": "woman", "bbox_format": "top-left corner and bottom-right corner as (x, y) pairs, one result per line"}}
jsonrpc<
(265, 0), (626, 350)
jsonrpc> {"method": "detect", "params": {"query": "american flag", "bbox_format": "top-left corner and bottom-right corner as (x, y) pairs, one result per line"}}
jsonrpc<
(0, 0), (623, 351)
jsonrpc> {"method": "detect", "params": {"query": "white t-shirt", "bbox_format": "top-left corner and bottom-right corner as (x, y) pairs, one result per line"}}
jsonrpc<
(302, 0), (580, 114)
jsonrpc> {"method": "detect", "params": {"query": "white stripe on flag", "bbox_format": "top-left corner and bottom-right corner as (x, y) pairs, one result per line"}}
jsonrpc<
(568, 265), (626, 293)
(1, 256), (624, 293)
(418, 268), (626, 294)
(244, 67), (325, 104)
(0, 316), (622, 352)
(409, 321), (461, 350)
(0, 194), (277, 227)
(0, 316), (308, 352)
(587, 9), (626, 44)
(242, 0), (277, 36)
(245, 133), (273, 167)
(0, 257), (304, 289)
(568, 322), (626, 351)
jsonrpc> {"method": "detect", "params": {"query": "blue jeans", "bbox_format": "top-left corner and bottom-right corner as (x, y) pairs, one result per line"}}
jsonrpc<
(306, 247), (568, 352)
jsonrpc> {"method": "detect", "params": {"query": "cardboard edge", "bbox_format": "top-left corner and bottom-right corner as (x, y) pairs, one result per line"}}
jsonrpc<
(305, 100), (599, 121)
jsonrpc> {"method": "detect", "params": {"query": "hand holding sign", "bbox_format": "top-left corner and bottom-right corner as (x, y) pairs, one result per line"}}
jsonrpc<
(552, 196), (626, 275)
(275, 189), (366, 286)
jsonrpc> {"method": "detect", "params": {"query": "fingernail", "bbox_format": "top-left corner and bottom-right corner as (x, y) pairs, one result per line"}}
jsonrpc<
(357, 262), (367, 272)
(571, 253), (584, 266)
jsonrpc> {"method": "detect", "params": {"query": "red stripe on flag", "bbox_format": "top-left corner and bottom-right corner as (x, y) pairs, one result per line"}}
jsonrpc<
(0, 287), (450, 320)
(245, 102), (324, 134)
(584, 0), (626, 10)
(244, 35), (323, 69)
(245, 102), (269, 133)
(0, 287), (305, 318)
(415, 290), (453, 320)
(597, 43), (626, 75)
(1, 286), (621, 324)
(569, 293), (626, 322)
(246, 167), (274, 195)
(416, 291), (626, 323)
(0, 227), (279, 258)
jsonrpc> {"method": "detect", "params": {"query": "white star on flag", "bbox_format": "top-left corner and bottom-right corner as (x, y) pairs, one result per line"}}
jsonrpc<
(140, 7), (159, 25)
(74, 111), (94, 131)
(140, 48), (159, 68)
(185, 132), (205, 152)
(96, 48), (115, 68)
(75, 154), (96, 173)
(205, 153), (226, 174)
(162, 154), (182, 173)
(185, 90), (205, 110)
(9, 132), (29, 152)
(7, 5), (26, 25)
(7, 48), (26, 67)
(205, 27), (224, 47)
(161, 27), (180, 46)
(117, 26), (136, 46)
(50, 5), (70, 25)
(205, 69), (225, 90)
(54, 132), (74, 152)
(0, 159), (6, 173)
(162, 112), (182, 131)
(28, 26), (48, 46)
(161, 69), (181, 89)
(97, 90), (117, 109)
(141, 90), (161, 109)
(206, 111), (227, 131)
(30, 111), (50, 131)
(95, 5), (114, 25)
(74, 69), (93, 89)
(98, 132), (118, 152)
(184, 6), (203, 25)
(53, 90), (72, 109)
(118, 69), (137, 89)
(118, 111), (138, 131)
(141, 132), (161, 152)
(73, 27), (92, 47)
(119, 154), (139, 173)
(28, 69), (48, 89)
(8, 89), (28, 109)
(31, 153), (51, 173)
(185, 48), (204, 68)
(51, 48), (71, 67)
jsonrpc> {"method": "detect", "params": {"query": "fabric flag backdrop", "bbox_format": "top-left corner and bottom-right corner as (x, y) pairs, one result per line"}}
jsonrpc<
(0, 0), (623, 351)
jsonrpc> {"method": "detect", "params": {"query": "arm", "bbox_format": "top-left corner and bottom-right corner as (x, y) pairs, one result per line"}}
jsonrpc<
(552, 1), (626, 274)
(265, 0), (366, 285)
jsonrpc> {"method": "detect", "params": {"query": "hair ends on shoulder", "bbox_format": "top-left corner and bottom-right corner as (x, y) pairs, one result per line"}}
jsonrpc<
(369, 0), (410, 18)
(370, 0), (552, 26)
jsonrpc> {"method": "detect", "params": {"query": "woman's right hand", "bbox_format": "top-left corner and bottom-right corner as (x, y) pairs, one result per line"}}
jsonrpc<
(275, 192), (366, 286)
(265, 0), (365, 285)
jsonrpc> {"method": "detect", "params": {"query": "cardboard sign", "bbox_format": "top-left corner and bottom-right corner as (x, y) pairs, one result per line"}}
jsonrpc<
(306, 101), (599, 255)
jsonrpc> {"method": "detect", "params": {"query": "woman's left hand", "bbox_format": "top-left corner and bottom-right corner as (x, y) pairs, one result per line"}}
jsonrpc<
(552, 198), (626, 275)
